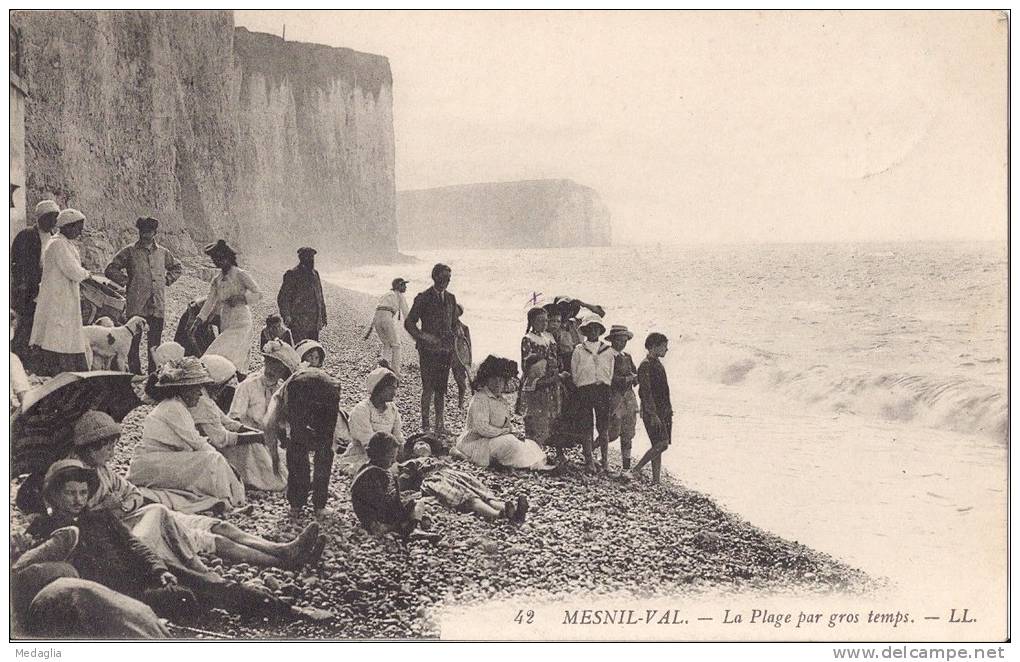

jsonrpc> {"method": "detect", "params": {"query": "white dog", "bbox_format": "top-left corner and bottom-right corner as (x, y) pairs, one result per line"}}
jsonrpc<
(84, 316), (148, 372)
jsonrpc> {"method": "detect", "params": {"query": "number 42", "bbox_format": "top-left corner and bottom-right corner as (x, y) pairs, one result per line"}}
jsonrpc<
(514, 609), (535, 624)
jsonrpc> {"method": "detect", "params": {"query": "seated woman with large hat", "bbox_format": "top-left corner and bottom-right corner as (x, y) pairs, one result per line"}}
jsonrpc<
(127, 357), (246, 511)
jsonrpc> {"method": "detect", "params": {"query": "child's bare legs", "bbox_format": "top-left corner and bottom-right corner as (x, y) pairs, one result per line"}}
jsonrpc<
(628, 444), (669, 479)
(599, 439), (609, 471)
(464, 497), (504, 521)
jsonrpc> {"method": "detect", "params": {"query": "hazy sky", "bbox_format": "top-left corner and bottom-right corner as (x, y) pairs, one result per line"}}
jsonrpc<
(236, 10), (1007, 244)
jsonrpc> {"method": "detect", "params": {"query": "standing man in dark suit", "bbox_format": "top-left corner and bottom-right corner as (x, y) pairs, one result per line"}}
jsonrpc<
(277, 247), (327, 344)
(10, 200), (59, 366)
(404, 263), (458, 436)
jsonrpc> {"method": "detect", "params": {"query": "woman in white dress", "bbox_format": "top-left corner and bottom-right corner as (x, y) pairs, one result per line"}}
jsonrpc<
(224, 341), (300, 490)
(192, 240), (262, 374)
(30, 209), (91, 375)
(128, 357), (246, 510)
(336, 367), (405, 475)
(455, 356), (554, 471)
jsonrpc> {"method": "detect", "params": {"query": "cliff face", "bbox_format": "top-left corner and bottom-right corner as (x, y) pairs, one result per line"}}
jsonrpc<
(397, 179), (612, 250)
(9, 11), (396, 269)
(232, 28), (396, 260)
(10, 10), (239, 268)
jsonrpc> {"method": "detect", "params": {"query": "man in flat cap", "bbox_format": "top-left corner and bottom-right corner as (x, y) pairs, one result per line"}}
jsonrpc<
(104, 216), (183, 374)
(10, 200), (59, 365)
(277, 247), (327, 344)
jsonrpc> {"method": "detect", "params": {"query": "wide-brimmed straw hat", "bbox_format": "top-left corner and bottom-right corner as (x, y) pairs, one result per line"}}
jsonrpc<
(152, 357), (215, 389)
(577, 312), (606, 335)
(72, 411), (121, 447)
(607, 324), (634, 340)
(261, 339), (300, 374)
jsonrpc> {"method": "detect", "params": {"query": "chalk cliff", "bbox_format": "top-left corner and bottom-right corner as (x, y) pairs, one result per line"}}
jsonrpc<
(397, 179), (612, 250)
(9, 11), (396, 269)
(232, 28), (396, 261)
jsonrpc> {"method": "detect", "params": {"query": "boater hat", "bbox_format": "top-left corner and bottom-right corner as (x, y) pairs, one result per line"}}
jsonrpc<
(607, 324), (634, 340)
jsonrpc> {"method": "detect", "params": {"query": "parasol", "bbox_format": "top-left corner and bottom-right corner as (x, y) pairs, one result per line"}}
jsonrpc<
(11, 371), (142, 479)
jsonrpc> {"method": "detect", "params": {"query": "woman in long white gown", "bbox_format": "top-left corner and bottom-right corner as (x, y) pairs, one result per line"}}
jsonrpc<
(222, 341), (300, 491)
(455, 356), (554, 471)
(193, 240), (262, 374)
(128, 357), (246, 510)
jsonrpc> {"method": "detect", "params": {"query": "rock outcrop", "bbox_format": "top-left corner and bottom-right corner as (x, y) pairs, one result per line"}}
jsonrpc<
(9, 11), (396, 269)
(397, 179), (611, 250)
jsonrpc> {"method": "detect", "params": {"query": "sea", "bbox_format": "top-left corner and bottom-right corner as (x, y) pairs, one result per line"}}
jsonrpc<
(325, 242), (1007, 613)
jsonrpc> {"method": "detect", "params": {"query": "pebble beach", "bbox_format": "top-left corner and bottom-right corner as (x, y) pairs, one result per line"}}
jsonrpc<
(11, 266), (875, 640)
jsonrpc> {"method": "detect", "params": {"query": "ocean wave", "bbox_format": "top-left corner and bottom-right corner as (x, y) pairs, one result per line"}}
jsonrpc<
(692, 347), (1007, 442)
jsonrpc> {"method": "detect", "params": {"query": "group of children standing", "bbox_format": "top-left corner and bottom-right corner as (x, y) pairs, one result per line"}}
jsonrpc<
(519, 296), (674, 482)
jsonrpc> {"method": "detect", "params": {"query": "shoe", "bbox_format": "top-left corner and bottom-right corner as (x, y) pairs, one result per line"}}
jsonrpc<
(313, 508), (334, 521)
(502, 500), (517, 521)
(513, 494), (529, 524)
(289, 506), (304, 519)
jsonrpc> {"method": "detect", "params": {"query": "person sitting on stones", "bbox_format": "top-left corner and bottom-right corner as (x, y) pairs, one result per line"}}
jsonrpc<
(295, 338), (326, 369)
(398, 439), (528, 525)
(226, 340), (301, 491)
(71, 410), (324, 572)
(336, 366), (405, 475)
(350, 432), (441, 544)
(24, 459), (321, 622)
(454, 356), (555, 471)
(128, 357), (246, 511)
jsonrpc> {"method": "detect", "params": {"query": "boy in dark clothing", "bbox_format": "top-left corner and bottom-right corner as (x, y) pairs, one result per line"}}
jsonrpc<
(350, 432), (441, 543)
(265, 367), (341, 519)
(627, 332), (674, 484)
(26, 460), (197, 620)
(26, 459), (305, 621)
(259, 313), (295, 348)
